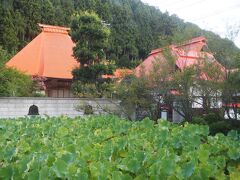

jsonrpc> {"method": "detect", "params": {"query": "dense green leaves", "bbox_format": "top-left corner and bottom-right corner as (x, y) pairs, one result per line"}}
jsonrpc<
(0, 67), (33, 97)
(71, 11), (110, 66)
(0, 116), (239, 179)
(0, 46), (10, 67)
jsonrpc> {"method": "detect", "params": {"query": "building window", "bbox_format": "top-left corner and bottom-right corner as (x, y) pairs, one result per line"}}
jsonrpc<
(48, 89), (74, 98)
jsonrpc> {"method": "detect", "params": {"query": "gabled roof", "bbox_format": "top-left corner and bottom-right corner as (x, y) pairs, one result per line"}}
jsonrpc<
(135, 36), (225, 77)
(6, 24), (79, 79)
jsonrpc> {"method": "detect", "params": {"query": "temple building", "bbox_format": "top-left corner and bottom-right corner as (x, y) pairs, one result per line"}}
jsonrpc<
(6, 24), (79, 98)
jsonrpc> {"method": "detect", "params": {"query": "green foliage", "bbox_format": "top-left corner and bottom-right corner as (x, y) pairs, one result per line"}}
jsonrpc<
(0, 6), (19, 53)
(0, 116), (239, 179)
(117, 75), (151, 108)
(193, 113), (240, 135)
(116, 74), (156, 120)
(0, 67), (33, 97)
(205, 32), (239, 68)
(71, 11), (114, 97)
(71, 80), (114, 98)
(71, 62), (115, 98)
(72, 63), (115, 84)
(71, 11), (110, 66)
(71, 81), (99, 97)
(108, 4), (140, 68)
(222, 67), (240, 121)
(0, 46), (10, 67)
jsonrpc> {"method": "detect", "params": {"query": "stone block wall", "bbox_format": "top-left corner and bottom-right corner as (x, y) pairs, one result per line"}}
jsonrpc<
(0, 97), (120, 119)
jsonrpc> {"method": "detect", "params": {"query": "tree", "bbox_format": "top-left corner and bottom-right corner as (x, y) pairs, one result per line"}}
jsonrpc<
(108, 5), (139, 68)
(222, 70), (240, 120)
(71, 11), (114, 97)
(116, 49), (176, 121)
(116, 73), (155, 120)
(195, 59), (224, 115)
(0, 6), (19, 53)
(154, 52), (225, 122)
(222, 53), (240, 120)
(168, 67), (197, 122)
(40, 0), (57, 25)
(0, 43), (33, 97)
(146, 50), (198, 122)
(13, 0), (41, 42)
(0, 67), (33, 97)
(71, 11), (110, 66)
(0, 46), (10, 67)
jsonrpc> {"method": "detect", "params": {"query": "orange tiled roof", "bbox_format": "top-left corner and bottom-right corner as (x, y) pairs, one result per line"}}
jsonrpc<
(6, 24), (79, 79)
(102, 69), (133, 79)
(135, 36), (226, 78)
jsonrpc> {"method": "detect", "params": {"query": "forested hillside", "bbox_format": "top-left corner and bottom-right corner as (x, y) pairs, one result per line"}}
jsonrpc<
(0, 0), (239, 68)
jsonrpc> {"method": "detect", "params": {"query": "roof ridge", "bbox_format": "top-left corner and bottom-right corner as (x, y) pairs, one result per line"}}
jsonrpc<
(149, 36), (206, 56)
(38, 24), (70, 34)
(175, 36), (206, 48)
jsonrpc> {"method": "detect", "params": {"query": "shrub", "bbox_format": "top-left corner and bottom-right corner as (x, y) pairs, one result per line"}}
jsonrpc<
(203, 113), (223, 124)
(192, 113), (240, 135)
(0, 67), (33, 97)
(192, 116), (207, 125)
(209, 120), (232, 135)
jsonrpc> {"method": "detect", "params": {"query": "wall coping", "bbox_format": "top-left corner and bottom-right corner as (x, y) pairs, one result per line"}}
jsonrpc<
(0, 97), (120, 101)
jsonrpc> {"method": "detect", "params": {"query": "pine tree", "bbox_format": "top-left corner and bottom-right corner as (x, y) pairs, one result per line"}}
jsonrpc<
(71, 11), (110, 66)
(71, 11), (114, 97)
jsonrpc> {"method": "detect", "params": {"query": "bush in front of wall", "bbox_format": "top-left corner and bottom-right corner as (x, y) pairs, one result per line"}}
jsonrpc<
(192, 113), (240, 135)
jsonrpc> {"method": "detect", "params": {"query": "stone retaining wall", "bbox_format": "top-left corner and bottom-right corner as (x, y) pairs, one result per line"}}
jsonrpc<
(0, 97), (120, 119)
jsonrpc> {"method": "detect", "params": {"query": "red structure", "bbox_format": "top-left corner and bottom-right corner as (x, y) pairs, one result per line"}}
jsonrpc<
(6, 24), (79, 97)
(135, 36), (225, 77)
(102, 69), (133, 81)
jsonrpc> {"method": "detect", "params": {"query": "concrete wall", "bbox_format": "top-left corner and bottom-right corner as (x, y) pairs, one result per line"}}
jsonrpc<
(0, 97), (120, 119)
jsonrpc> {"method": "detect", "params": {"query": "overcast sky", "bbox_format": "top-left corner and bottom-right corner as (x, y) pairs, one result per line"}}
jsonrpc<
(141, 0), (240, 47)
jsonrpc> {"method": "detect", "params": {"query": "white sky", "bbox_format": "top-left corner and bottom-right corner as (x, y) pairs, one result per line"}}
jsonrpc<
(141, 0), (240, 47)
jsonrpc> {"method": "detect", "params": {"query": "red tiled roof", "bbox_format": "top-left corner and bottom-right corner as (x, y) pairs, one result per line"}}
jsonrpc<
(102, 69), (133, 79)
(6, 24), (79, 79)
(135, 36), (225, 78)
